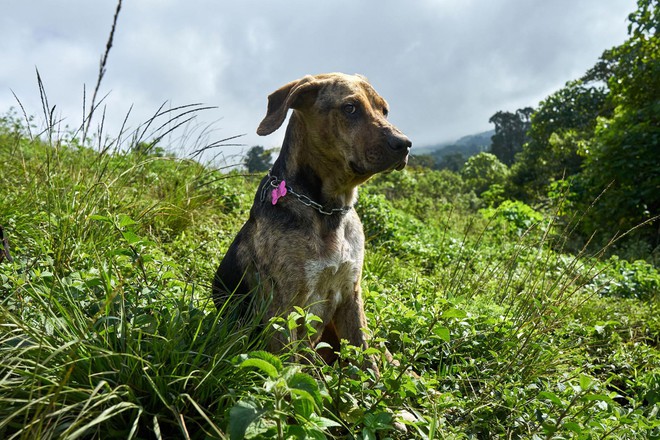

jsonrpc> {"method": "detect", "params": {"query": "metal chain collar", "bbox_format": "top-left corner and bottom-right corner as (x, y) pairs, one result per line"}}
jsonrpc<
(260, 171), (354, 216)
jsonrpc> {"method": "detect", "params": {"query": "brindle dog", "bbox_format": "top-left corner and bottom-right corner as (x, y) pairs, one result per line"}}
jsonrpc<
(213, 73), (411, 372)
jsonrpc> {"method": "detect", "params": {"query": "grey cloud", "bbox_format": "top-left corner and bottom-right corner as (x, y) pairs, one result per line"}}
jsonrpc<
(0, 0), (632, 160)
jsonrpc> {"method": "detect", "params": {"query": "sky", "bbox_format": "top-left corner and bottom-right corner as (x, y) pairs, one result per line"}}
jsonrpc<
(0, 1), (634, 164)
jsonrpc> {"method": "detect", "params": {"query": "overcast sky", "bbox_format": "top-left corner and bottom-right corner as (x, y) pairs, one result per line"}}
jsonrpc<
(0, 1), (634, 163)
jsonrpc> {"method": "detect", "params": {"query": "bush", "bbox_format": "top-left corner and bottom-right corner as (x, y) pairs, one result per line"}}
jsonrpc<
(1, 95), (658, 438)
(461, 152), (509, 196)
(592, 255), (660, 301)
(481, 199), (544, 236)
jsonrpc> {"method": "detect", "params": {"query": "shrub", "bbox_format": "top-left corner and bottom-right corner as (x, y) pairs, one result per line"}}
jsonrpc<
(591, 255), (660, 301)
(481, 199), (544, 236)
(460, 152), (509, 196)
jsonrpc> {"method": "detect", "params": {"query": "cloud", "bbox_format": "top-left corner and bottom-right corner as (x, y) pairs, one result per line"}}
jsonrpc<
(0, 0), (633, 162)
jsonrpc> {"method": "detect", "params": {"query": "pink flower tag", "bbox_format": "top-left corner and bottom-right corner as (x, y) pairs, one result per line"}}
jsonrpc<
(271, 180), (287, 205)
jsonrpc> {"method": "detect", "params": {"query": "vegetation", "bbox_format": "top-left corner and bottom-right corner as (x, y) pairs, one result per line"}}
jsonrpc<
(494, 0), (659, 257)
(488, 108), (533, 166)
(1, 113), (658, 438)
(410, 131), (493, 172)
(1, 1), (658, 438)
(244, 146), (273, 173)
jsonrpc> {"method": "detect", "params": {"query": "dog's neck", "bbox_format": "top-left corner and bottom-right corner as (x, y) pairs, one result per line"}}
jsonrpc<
(274, 115), (360, 209)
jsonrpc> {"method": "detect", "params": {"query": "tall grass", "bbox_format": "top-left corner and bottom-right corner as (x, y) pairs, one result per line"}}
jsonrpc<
(1, 2), (658, 436)
(2, 105), (659, 438)
(0, 86), (265, 437)
(1, 8), (265, 434)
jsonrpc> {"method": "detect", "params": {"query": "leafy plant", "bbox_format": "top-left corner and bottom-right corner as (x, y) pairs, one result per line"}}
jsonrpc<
(228, 350), (337, 440)
(591, 255), (660, 301)
(1, 1), (658, 436)
(481, 199), (544, 236)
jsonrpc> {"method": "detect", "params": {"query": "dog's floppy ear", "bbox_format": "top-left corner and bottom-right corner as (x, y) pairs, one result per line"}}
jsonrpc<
(257, 75), (320, 136)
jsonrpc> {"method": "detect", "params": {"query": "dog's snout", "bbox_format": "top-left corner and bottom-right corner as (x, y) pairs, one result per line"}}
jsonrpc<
(387, 133), (412, 152)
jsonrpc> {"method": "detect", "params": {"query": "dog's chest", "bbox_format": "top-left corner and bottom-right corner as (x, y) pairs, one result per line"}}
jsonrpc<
(303, 223), (363, 307)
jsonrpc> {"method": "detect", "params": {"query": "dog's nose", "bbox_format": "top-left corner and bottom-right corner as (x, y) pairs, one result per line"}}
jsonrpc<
(387, 133), (412, 152)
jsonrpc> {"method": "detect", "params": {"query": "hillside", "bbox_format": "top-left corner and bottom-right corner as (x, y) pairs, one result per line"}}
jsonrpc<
(411, 130), (494, 170)
(416, 129), (494, 158)
(1, 112), (658, 439)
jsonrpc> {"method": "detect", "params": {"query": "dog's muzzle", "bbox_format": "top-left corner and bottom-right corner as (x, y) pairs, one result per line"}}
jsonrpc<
(387, 132), (412, 170)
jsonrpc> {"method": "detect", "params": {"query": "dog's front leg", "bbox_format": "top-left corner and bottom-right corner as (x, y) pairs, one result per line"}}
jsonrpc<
(333, 284), (380, 375)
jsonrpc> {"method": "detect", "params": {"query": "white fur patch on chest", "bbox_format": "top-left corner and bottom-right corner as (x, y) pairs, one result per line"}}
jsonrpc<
(304, 241), (362, 312)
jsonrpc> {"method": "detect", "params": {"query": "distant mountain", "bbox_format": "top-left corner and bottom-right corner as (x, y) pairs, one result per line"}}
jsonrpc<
(415, 130), (494, 159)
(410, 130), (494, 171)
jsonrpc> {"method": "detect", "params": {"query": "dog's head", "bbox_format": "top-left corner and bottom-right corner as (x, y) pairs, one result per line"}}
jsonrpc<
(257, 73), (411, 180)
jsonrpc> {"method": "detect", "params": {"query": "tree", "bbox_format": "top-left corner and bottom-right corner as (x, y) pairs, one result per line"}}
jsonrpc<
(507, 80), (611, 201)
(577, 0), (660, 248)
(132, 141), (167, 157)
(436, 152), (466, 172)
(488, 107), (534, 166)
(244, 146), (272, 172)
(408, 154), (436, 169)
(461, 152), (509, 196)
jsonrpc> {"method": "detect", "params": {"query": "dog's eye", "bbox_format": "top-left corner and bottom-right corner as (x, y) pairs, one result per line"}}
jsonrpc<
(382, 108), (389, 117)
(343, 104), (357, 115)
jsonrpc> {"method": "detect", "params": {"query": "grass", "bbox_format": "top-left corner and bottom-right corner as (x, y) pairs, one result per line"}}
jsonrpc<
(0, 103), (658, 439)
(2, 2), (658, 436)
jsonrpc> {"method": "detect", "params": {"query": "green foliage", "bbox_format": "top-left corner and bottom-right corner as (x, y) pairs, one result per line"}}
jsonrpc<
(591, 255), (660, 301)
(460, 152), (509, 196)
(407, 153), (436, 169)
(507, 80), (609, 201)
(435, 151), (466, 172)
(2, 6), (659, 432)
(489, 107), (533, 166)
(481, 200), (544, 236)
(0, 213), (260, 438)
(0, 109), (262, 438)
(575, 1), (660, 245)
(503, 0), (659, 254)
(244, 145), (273, 172)
(577, 104), (660, 248)
(229, 349), (337, 439)
(1, 113), (659, 438)
(362, 168), (472, 224)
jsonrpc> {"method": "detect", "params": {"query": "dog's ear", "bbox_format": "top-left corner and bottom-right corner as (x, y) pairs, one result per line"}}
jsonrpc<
(257, 75), (320, 136)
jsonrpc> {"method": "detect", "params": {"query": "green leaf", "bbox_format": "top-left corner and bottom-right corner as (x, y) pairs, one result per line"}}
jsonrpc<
(284, 425), (307, 439)
(288, 373), (322, 407)
(363, 411), (393, 430)
(581, 393), (614, 404)
(228, 400), (267, 440)
(312, 415), (341, 429)
(434, 326), (451, 342)
(239, 358), (279, 379)
(362, 428), (376, 440)
(563, 421), (582, 433)
(579, 374), (594, 392)
(89, 214), (112, 223)
(538, 391), (564, 406)
(300, 427), (327, 440)
(291, 390), (315, 419)
(121, 230), (142, 245)
(108, 248), (133, 258)
(315, 342), (333, 351)
(441, 308), (467, 319)
(249, 350), (283, 372)
(118, 214), (137, 228)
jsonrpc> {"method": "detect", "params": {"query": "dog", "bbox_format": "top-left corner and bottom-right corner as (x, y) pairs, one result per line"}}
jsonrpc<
(213, 73), (411, 372)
